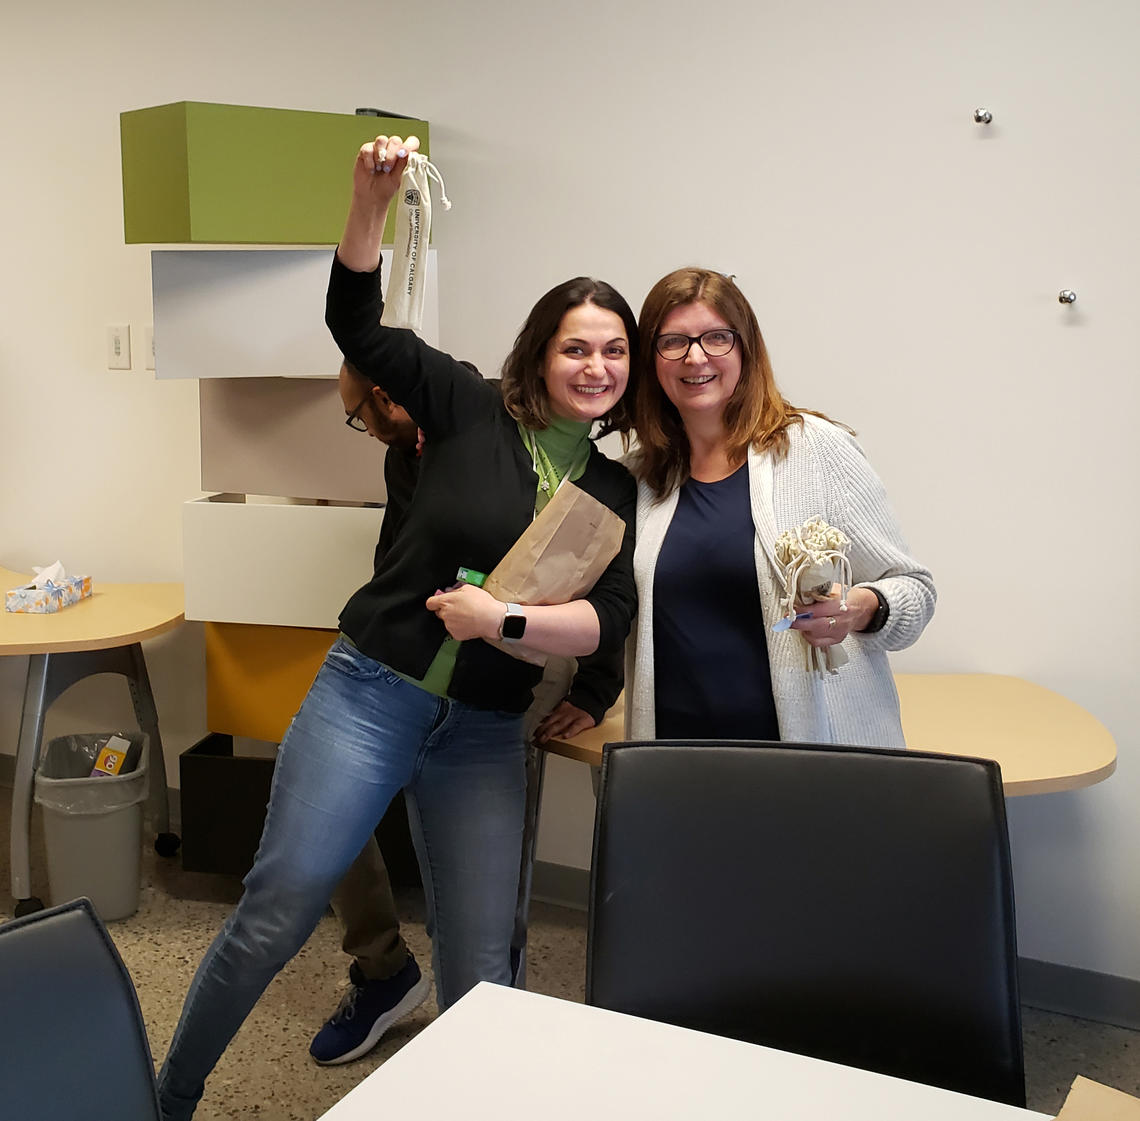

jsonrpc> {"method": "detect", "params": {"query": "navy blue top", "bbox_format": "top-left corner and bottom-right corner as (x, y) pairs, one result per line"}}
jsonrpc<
(652, 464), (780, 741)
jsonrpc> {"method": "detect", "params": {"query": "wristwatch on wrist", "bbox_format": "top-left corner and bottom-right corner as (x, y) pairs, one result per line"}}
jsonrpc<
(861, 586), (890, 634)
(499, 602), (527, 642)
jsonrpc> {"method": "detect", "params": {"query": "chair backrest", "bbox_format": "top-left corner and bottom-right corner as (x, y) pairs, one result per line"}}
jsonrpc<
(0, 896), (161, 1121)
(586, 740), (1025, 1107)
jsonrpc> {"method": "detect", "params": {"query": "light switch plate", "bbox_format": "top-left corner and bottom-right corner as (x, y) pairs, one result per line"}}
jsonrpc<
(106, 324), (131, 369)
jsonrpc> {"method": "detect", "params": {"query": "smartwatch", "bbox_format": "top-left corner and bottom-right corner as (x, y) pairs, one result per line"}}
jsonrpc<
(499, 603), (527, 642)
(861, 586), (890, 634)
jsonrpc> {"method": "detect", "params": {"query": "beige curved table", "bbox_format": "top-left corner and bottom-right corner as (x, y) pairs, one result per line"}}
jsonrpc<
(0, 566), (184, 913)
(546, 673), (1117, 797)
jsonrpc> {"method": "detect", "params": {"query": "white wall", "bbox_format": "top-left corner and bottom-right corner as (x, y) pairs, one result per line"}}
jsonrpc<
(3, 0), (1136, 980)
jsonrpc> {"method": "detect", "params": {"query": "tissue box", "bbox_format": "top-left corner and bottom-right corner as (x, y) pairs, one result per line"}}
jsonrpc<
(5, 576), (93, 614)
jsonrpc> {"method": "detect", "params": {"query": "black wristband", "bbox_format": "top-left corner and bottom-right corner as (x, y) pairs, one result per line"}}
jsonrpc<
(860, 586), (890, 634)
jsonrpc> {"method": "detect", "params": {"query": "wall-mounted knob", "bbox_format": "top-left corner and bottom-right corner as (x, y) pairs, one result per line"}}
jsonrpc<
(1058, 290), (1077, 304)
(974, 108), (993, 124)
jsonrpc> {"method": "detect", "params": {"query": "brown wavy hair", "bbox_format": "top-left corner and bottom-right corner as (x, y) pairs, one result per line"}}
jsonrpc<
(500, 277), (639, 438)
(632, 267), (843, 497)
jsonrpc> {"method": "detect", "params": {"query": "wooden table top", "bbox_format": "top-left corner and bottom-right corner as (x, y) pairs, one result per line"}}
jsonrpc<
(545, 673), (1117, 798)
(0, 566), (185, 656)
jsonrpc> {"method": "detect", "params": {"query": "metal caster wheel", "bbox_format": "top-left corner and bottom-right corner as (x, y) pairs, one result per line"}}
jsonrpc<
(13, 897), (44, 917)
(154, 832), (181, 858)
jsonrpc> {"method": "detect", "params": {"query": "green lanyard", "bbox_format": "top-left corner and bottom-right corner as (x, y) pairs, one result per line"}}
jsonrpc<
(520, 423), (591, 515)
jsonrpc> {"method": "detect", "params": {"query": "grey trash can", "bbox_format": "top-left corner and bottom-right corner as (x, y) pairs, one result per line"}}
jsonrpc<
(34, 732), (149, 921)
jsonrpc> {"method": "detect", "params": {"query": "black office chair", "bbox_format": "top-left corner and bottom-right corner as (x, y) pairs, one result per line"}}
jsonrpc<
(586, 740), (1025, 1107)
(0, 896), (161, 1120)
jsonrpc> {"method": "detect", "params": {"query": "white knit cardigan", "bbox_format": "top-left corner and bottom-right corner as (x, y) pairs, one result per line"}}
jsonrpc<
(626, 414), (936, 747)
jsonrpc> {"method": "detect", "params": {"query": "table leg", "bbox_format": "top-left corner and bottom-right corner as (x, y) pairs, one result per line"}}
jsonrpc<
(10, 655), (49, 910)
(511, 743), (548, 988)
(124, 642), (176, 847)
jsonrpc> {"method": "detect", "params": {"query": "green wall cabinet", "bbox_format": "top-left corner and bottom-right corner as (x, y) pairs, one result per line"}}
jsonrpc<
(121, 101), (429, 244)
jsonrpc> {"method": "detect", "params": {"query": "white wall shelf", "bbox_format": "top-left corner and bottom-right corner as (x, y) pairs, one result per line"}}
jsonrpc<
(152, 248), (440, 379)
(183, 495), (382, 628)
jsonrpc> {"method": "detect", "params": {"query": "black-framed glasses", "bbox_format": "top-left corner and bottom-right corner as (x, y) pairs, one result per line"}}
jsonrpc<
(655, 328), (739, 361)
(345, 394), (371, 432)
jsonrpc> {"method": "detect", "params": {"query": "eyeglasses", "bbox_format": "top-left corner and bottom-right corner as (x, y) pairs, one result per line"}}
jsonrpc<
(345, 394), (371, 432)
(654, 328), (739, 361)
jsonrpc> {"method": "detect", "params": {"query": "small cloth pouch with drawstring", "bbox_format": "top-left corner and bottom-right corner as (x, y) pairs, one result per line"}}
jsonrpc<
(773, 516), (853, 676)
(381, 154), (451, 333)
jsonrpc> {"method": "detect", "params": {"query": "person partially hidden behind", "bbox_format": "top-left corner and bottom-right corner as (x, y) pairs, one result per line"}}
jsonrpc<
(311, 360), (621, 1065)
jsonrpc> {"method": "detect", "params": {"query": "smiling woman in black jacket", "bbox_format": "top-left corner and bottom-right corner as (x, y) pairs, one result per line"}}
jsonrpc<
(157, 135), (638, 1121)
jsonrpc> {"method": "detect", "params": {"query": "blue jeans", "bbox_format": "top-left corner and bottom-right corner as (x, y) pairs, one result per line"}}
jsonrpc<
(157, 638), (526, 1120)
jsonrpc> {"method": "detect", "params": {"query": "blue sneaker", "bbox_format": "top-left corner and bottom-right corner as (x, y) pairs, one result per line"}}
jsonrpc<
(309, 955), (431, 1065)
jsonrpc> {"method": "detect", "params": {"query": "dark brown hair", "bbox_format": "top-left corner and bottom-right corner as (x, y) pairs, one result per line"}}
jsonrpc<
(501, 277), (639, 437)
(632, 267), (844, 497)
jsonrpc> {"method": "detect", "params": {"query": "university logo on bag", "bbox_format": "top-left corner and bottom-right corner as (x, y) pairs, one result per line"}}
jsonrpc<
(405, 189), (421, 206)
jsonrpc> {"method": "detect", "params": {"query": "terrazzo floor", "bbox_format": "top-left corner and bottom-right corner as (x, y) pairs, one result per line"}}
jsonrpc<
(2, 798), (1139, 1119)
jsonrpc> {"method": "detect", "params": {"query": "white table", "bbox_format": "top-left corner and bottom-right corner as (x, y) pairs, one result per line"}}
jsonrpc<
(319, 983), (1051, 1121)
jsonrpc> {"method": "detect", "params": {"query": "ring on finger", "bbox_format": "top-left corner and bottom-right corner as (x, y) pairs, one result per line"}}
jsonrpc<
(827, 617), (837, 629)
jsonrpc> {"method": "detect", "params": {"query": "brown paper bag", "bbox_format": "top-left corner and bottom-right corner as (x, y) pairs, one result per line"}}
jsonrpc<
(483, 480), (626, 665)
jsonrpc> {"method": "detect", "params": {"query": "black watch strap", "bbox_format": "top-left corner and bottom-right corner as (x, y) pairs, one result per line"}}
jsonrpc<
(861, 586), (890, 634)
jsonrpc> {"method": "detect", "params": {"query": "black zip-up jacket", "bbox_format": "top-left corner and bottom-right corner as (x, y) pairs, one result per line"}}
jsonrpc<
(377, 420), (623, 724)
(326, 256), (637, 714)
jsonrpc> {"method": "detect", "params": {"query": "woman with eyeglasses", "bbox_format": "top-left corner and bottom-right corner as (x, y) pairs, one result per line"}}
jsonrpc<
(626, 268), (935, 746)
(156, 135), (637, 1121)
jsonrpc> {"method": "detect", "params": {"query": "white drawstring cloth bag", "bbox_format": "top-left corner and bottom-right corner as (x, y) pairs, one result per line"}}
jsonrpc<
(381, 154), (452, 333)
(773, 516), (853, 676)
